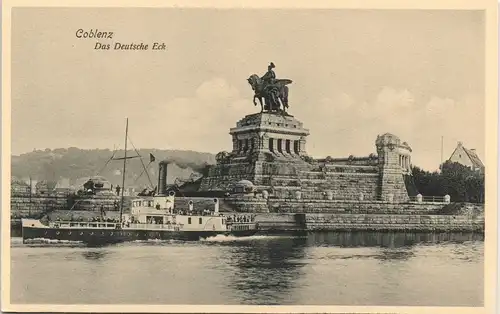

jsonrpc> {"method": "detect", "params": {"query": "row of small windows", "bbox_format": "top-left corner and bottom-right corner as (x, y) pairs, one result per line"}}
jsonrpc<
(236, 138), (301, 154)
(186, 218), (226, 225)
(187, 217), (226, 225)
(187, 217), (204, 224)
(269, 138), (300, 154)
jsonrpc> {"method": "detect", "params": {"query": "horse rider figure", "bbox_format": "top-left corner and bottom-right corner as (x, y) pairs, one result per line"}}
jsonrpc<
(262, 62), (277, 85)
(261, 62), (280, 109)
(247, 63), (292, 113)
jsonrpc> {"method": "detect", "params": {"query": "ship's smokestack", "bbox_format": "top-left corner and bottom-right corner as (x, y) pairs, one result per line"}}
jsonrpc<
(158, 160), (169, 196)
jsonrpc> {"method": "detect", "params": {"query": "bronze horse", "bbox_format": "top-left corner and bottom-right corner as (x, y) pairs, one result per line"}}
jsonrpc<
(247, 74), (292, 113)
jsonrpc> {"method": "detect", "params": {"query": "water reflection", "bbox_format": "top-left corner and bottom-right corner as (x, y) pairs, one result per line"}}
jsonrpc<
(224, 237), (307, 305)
(81, 250), (108, 261)
(221, 231), (484, 304)
(376, 248), (415, 261)
(10, 231), (484, 306)
(306, 231), (484, 248)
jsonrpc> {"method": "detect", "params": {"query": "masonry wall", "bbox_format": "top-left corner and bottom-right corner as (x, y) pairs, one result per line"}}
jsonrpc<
(11, 194), (123, 218)
(305, 213), (484, 232)
(266, 199), (448, 214)
(199, 162), (255, 191)
(268, 163), (380, 200)
(222, 195), (269, 213)
(235, 204), (484, 233)
(197, 146), (412, 204)
(253, 213), (302, 230)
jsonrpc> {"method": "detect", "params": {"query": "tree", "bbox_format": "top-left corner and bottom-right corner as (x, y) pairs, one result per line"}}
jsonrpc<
(412, 161), (484, 203)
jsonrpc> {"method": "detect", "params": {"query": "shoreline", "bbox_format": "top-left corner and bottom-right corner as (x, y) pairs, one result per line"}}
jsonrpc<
(10, 208), (485, 238)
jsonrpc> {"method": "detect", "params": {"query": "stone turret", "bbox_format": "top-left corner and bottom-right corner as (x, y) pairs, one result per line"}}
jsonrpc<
(376, 133), (411, 202)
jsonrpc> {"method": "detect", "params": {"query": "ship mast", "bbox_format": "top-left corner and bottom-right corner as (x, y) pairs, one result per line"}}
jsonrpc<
(119, 118), (129, 225)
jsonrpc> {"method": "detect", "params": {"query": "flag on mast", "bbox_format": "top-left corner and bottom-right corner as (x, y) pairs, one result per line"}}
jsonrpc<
(149, 153), (156, 163)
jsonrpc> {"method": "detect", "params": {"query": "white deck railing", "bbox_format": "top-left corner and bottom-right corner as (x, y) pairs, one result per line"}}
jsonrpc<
(128, 223), (184, 230)
(51, 221), (118, 229)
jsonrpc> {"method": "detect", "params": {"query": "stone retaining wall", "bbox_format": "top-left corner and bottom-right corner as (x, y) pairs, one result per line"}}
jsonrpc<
(253, 213), (301, 230)
(11, 196), (68, 213)
(199, 163), (255, 191)
(305, 213), (484, 232)
(222, 196), (269, 213)
(11, 194), (126, 216)
(266, 199), (448, 214)
(10, 208), (47, 219)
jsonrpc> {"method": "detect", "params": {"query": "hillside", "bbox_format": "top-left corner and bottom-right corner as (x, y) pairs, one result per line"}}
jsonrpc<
(11, 148), (216, 188)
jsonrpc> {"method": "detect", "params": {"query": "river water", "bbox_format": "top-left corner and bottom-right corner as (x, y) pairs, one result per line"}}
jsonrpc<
(10, 232), (483, 306)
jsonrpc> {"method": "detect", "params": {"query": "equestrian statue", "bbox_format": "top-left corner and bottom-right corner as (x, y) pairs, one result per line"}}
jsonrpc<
(247, 62), (293, 113)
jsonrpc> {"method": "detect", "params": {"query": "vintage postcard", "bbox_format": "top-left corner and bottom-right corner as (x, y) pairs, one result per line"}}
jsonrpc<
(1, 0), (498, 313)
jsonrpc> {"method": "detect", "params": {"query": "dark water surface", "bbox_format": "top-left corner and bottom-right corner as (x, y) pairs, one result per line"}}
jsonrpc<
(11, 232), (484, 306)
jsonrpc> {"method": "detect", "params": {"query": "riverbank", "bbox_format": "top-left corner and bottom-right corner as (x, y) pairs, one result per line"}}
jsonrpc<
(11, 202), (485, 237)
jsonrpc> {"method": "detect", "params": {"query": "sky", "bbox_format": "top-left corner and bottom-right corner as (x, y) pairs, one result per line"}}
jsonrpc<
(11, 8), (485, 171)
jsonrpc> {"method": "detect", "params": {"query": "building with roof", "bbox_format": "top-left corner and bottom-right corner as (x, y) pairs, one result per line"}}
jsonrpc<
(448, 142), (484, 173)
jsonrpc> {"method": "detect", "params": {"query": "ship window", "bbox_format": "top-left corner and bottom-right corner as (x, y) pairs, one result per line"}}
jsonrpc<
(199, 218), (202, 224)
(188, 217), (192, 224)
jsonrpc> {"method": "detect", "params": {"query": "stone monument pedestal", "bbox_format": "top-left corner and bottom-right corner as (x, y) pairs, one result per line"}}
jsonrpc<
(199, 112), (311, 191)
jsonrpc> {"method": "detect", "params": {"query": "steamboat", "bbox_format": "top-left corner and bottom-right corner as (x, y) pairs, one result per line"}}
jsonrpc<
(21, 193), (258, 245)
(21, 119), (258, 245)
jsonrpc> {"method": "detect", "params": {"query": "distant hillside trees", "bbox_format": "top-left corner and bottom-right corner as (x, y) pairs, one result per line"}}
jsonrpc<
(11, 148), (216, 188)
(412, 161), (484, 203)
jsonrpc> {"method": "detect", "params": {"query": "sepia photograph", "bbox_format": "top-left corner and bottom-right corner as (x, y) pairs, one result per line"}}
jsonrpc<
(1, 0), (498, 313)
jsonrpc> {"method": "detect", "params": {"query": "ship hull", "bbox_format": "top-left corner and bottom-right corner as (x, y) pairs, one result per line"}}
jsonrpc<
(22, 226), (258, 245)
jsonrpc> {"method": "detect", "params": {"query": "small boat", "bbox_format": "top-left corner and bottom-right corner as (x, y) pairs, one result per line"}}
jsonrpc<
(20, 118), (258, 245)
